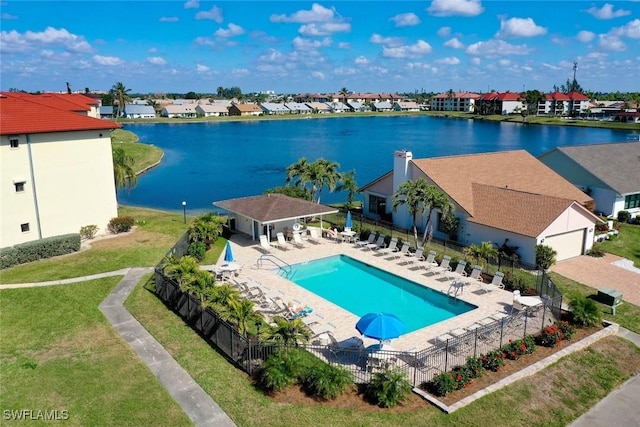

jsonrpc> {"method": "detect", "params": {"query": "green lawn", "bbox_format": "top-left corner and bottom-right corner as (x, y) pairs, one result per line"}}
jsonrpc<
(111, 128), (164, 174)
(594, 223), (640, 268)
(0, 206), (190, 284)
(0, 277), (190, 426)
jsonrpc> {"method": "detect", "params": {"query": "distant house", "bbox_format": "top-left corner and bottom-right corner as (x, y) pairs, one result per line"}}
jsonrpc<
(347, 101), (368, 112)
(430, 92), (480, 112)
(1, 92), (120, 247)
(538, 142), (640, 219)
(161, 104), (197, 118)
(613, 112), (640, 123)
(306, 102), (332, 113)
(195, 104), (229, 117)
(99, 106), (114, 119)
(229, 103), (262, 116)
(372, 101), (392, 112)
(393, 101), (419, 112)
(477, 92), (524, 115)
(538, 91), (589, 116)
(284, 102), (312, 114)
(260, 102), (289, 115)
(326, 101), (348, 113)
(359, 150), (599, 264)
(123, 104), (156, 119)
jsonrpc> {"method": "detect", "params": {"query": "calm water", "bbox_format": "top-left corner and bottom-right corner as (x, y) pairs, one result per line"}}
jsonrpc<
(288, 255), (475, 333)
(119, 116), (634, 212)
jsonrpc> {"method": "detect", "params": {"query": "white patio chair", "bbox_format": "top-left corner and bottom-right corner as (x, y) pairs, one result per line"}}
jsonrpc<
(391, 243), (410, 260)
(367, 235), (386, 251)
(259, 234), (273, 253)
(430, 255), (452, 275)
(355, 233), (376, 248)
(307, 228), (322, 244)
(480, 271), (505, 293)
(447, 260), (468, 280)
(465, 265), (484, 285)
(291, 232), (307, 248)
(275, 232), (290, 251)
(378, 238), (398, 255)
(404, 247), (424, 266)
(419, 251), (438, 270)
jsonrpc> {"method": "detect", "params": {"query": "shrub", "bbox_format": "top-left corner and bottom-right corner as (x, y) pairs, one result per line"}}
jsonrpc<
(538, 321), (576, 347)
(617, 210), (630, 223)
(465, 356), (485, 379)
(535, 244), (557, 270)
(569, 294), (602, 327)
(79, 224), (99, 239)
(303, 363), (353, 400)
(367, 369), (412, 408)
(107, 216), (134, 233)
(481, 349), (505, 372)
(431, 372), (456, 396)
(257, 348), (312, 393)
(502, 336), (535, 360)
(187, 241), (206, 260)
(587, 246), (605, 257)
(452, 366), (473, 390)
(557, 321), (577, 340)
(0, 233), (81, 270)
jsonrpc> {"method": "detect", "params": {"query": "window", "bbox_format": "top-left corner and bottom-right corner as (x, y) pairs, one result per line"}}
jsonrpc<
(21, 223), (30, 232)
(368, 195), (386, 216)
(10, 138), (19, 148)
(14, 182), (25, 192)
(624, 193), (640, 210)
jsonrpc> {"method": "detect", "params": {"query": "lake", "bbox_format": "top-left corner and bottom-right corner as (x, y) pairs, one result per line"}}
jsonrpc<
(119, 116), (634, 213)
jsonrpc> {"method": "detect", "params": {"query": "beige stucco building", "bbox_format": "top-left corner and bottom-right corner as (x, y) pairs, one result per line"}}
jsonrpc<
(1, 92), (120, 248)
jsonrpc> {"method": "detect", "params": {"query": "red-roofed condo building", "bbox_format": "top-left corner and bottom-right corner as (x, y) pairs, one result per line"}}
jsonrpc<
(0, 92), (121, 247)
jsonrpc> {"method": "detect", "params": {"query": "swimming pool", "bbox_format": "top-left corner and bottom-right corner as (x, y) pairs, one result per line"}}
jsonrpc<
(288, 255), (476, 333)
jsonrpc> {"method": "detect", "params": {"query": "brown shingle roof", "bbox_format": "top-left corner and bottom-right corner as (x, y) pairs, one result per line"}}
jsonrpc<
(468, 184), (578, 237)
(411, 150), (592, 216)
(214, 194), (339, 223)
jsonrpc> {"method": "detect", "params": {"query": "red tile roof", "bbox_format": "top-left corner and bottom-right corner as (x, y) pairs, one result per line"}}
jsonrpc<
(0, 92), (120, 135)
(546, 91), (571, 101)
(566, 91), (589, 101)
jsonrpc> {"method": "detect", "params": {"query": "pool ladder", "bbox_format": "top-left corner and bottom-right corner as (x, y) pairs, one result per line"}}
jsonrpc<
(256, 254), (292, 277)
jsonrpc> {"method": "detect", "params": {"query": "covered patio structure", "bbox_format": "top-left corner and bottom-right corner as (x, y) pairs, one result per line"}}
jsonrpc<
(214, 194), (340, 242)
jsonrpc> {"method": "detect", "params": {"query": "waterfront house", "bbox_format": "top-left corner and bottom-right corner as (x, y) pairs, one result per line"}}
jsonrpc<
(372, 101), (392, 112)
(0, 92), (120, 247)
(229, 103), (262, 116)
(161, 104), (197, 118)
(430, 92), (480, 113)
(477, 92), (524, 115)
(359, 150), (599, 264)
(99, 105), (114, 119)
(306, 102), (332, 113)
(195, 103), (229, 117)
(538, 142), (640, 219)
(347, 101), (368, 112)
(393, 101), (420, 112)
(259, 102), (289, 115)
(327, 101), (349, 113)
(538, 91), (589, 116)
(123, 104), (156, 119)
(284, 102), (312, 114)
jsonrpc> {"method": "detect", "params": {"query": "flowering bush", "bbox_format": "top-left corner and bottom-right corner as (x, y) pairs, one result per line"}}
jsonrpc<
(465, 356), (485, 379)
(502, 336), (536, 360)
(557, 321), (576, 340)
(431, 372), (456, 396)
(481, 349), (505, 372)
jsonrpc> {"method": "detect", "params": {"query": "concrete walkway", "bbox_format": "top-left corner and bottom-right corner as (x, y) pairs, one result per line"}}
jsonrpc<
(98, 267), (236, 427)
(569, 327), (640, 427)
(0, 268), (133, 289)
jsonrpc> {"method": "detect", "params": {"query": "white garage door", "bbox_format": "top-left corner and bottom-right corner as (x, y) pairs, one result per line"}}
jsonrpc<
(544, 229), (585, 261)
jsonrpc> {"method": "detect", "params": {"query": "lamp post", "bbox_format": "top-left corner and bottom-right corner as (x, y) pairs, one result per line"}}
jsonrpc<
(182, 201), (187, 224)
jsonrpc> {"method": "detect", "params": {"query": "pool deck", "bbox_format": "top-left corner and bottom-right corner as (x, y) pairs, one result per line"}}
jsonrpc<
(224, 233), (524, 352)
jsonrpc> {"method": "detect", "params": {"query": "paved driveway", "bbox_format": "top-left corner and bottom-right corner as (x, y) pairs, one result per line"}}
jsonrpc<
(550, 254), (640, 306)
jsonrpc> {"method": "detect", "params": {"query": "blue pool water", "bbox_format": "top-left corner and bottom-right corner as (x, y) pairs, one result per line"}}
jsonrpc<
(288, 255), (476, 334)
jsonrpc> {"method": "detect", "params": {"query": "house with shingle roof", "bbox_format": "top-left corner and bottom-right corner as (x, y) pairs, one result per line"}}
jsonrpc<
(161, 104), (197, 118)
(306, 102), (332, 113)
(195, 103), (229, 117)
(538, 142), (640, 219)
(228, 103), (262, 116)
(1, 92), (120, 247)
(359, 150), (600, 264)
(123, 104), (156, 119)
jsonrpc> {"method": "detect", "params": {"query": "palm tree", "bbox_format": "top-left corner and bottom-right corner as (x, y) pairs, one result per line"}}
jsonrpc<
(112, 147), (138, 194)
(188, 214), (224, 247)
(112, 82), (132, 119)
(184, 270), (216, 306)
(286, 158), (341, 203)
(266, 317), (311, 348)
(163, 255), (200, 289)
(339, 87), (349, 106)
(335, 170), (358, 209)
(420, 187), (454, 245)
(229, 299), (256, 335)
(286, 157), (312, 194)
(392, 178), (429, 248)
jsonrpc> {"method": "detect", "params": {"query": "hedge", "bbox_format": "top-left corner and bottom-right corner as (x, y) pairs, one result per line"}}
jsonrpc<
(0, 233), (81, 270)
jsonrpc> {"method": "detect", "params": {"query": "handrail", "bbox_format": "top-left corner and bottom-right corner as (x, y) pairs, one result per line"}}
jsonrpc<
(256, 254), (292, 276)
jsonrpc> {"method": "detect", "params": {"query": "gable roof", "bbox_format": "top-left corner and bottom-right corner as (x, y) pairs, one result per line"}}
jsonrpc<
(124, 104), (155, 115)
(195, 104), (229, 113)
(0, 92), (120, 135)
(214, 194), (339, 224)
(544, 142), (640, 195)
(231, 103), (262, 112)
(468, 184), (587, 237)
(410, 150), (593, 216)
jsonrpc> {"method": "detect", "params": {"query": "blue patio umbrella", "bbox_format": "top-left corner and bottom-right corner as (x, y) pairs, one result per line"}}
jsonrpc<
(223, 241), (235, 263)
(356, 312), (405, 342)
(345, 211), (353, 229)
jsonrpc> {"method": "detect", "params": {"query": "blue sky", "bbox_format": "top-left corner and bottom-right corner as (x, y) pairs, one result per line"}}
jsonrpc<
(1, 1), (639, 94)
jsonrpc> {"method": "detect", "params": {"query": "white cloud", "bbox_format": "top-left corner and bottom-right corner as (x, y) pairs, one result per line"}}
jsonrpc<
(542, 62), (561, 71)
(184, 0), (199, 9)
(466, 39), (532, 56)
(196, 64), (209, 72)
(435, 56), (460, 65)
(311, 71), (325, 80)
(93, 55), (122, 66)
(148, 47), (157, 53)
(299, 22), (350, 36)
(195, 6), (223, 23)
(147, 56), (167, 65)
(354, 56), (369, 65)
(270, 4), (337, 23)
(334, 67), (356, 75)
(0, 27), (92, 53)
(382, 40), (432, 59)
(370, 33), (403, 47)
(215, 23), (245, 38)
(470, 57), (481, 65)
(194, 36), (214, 46)
(427, 0), (484, 17)
(257, 48), (286, 63)
(337, 42), (350, 49)
(2, 13), (18, 20)
(41, 49), (54, 57)
(159, 17), (179, 23)
(437, 27), (451, 37)
(598, 34), (626, 51)
(611, 19), (640, 39)
(585, 4), (631, 20)
(292, 36), (331, 50)
(390, 13), (420, 27)
(444, 37), (464, 48)
(577, 31), (595, 43)
(498, 59), (511, 66)
(496, 17), (546, 38)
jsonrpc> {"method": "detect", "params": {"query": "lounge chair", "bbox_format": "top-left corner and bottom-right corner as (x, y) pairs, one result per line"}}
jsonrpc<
(480, 271), (505, 293)
(465, 265), (484, 285)
(307, 228), (322, 244)
(259, 235), (273, 253)
(419, 251), (438, 270)
(404, 247), (424, 264)
(366, 235), (386, 251)
(430, 255), (451, 275)
(447, 260), (468, 280)
(355, 233), (376, 248)
(378, 238), (398, 255)
(392, 243), (410, 260)
(275, 232), (290, 251)
(291, 232), (307, 248)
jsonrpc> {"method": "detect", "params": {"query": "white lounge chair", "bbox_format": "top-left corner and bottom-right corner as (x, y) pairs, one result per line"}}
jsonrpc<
(419, 251), (438, 270)
(404, 247), (424, 266)
(355, 233), (376, 248)
(307, 228), (322, 244)
(448, 260), (468, 280)
(291, 232), (306, 248)
(367, 235), (386, 251)
(391, 243), (410, 260)
(480, 271), (505, 293)
(378, 238), (398, 255)
(275, 232), (290, 251)
(259, 235), (273, 253)
(430, 255), (452, 275)
(465, 265), (484, 285)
